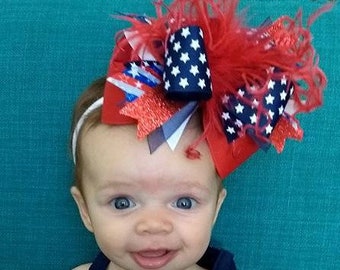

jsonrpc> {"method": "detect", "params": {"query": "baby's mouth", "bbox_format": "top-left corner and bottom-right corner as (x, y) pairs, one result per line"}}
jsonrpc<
(131, 249), (177, 269)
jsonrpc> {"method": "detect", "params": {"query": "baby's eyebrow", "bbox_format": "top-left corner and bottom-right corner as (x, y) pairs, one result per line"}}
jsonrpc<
(102, 178), (208, 187)
(94, 181), (137, 199)
(96, 180), (134, 190)
(171, 180), (211, 194)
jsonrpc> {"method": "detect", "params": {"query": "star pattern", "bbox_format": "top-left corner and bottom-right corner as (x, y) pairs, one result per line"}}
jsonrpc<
(117, 61), (164, 102)
(221, 73), (293, 147)
(124, 61), (163, 88)
(163, 25), (212, 100)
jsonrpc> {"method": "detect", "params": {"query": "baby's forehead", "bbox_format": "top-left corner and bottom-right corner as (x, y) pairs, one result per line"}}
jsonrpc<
(80, 110), (204, 153)
(79, 122), (219, 187)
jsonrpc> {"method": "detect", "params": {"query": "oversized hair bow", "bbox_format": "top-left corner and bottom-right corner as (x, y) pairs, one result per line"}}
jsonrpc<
(100, 0), (329, 179)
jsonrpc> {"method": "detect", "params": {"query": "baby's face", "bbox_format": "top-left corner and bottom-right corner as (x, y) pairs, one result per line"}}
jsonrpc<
(72, 123), (225, 270)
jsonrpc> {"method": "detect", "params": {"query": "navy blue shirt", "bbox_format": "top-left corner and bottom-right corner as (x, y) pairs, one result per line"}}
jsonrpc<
(89, 246), (236, 270)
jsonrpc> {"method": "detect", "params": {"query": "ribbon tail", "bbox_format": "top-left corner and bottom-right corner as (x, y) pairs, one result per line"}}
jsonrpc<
(148, 101), (198, 152)
(147, 127), (166, 153)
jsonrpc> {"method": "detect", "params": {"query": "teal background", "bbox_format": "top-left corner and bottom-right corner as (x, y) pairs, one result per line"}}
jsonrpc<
(0, 0), (338, 269)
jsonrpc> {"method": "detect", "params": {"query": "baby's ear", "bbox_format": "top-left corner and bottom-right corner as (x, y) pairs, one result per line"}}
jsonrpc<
(70, 186), (94, 232)
(213, 188), (227, 225)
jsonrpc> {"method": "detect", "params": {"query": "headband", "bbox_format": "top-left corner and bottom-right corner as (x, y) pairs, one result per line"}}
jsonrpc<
(72, 97), (103, 162)
(73, 0), (332, 179)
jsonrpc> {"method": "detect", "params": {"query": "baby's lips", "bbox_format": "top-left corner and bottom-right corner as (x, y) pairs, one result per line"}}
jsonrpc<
(131, 249), (178, 269)
(137, 249), (168, 257)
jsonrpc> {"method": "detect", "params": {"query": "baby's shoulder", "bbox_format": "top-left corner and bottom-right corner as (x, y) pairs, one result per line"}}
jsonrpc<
(72, 263), (92, 270)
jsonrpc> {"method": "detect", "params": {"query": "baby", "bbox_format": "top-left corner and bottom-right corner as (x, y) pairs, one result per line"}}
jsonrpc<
(70, 0), (330, 269)
(70, 77), (234, 270)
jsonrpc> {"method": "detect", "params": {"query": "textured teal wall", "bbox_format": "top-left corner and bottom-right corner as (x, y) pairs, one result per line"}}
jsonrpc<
(0, 1), (338, 269)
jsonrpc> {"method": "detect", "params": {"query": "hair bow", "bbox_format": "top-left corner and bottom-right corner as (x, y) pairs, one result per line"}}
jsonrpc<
(100, 0), (329, 179)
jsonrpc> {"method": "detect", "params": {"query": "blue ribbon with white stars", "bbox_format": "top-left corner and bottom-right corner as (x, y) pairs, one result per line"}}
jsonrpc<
(163, 25), (212, 101)
(221, 74), (293, 150)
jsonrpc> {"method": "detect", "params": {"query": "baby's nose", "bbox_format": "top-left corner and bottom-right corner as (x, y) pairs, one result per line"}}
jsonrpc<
(135, 210), (174, 235)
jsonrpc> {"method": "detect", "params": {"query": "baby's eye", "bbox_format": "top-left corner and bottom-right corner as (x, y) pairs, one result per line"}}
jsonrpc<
(173, 197), (197, 210)
(110, 197), (136, 210)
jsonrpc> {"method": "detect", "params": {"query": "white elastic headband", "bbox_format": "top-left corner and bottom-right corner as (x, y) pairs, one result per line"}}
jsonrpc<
(72, 97), (104, 163)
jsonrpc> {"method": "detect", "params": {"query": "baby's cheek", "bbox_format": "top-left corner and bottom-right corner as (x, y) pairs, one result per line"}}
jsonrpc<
(181, 218), (213, 245)
(91, 217), (128, 252)
(95, 230), (126, 260)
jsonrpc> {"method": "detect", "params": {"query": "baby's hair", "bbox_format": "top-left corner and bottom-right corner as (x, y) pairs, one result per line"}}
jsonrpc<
(70, 77), (106, 191)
